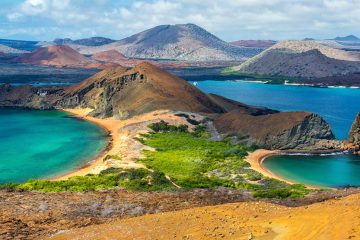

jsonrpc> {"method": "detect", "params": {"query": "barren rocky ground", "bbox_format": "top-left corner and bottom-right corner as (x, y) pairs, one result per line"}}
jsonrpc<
(48, 191), (360, 240)
(1, 188), (360, 239)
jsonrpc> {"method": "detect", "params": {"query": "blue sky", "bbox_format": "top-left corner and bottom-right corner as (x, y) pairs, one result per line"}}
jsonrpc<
(1, 0), (360, 41)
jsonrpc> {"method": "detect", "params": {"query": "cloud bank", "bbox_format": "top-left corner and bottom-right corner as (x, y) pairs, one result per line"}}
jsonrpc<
(1, 0), (360, 41)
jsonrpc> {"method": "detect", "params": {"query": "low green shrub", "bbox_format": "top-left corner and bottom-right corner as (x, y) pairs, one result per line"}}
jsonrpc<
(148, 120), (188, 133)
(0, 182), (18, 191)
(5, 168), (175, 192)
(253, 188), (307, 199)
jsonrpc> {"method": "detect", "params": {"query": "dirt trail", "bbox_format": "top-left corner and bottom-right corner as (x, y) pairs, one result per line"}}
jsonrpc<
(47, 193), (360, 240)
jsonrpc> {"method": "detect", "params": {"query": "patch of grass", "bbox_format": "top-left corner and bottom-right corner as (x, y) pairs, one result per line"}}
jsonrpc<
(253, 188), (308, 199)
(140, 131), (251, 188)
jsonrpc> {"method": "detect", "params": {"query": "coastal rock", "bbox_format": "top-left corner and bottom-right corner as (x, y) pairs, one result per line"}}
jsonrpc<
(349, 112), (360, 154)
(214, 110), (336, 150)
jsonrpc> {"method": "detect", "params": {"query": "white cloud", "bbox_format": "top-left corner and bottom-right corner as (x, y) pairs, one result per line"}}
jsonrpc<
(4, 0), (360, 41)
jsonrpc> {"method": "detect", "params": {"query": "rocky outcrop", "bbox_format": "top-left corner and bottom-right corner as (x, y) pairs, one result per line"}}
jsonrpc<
(214, 110), (336, 150)
(349, 112), (360, 154)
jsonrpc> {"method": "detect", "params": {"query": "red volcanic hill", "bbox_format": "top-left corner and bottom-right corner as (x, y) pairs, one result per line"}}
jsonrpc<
(61, 62), (225, 118)
(91, 50), (127, 63)
(14, 45), (94, 68)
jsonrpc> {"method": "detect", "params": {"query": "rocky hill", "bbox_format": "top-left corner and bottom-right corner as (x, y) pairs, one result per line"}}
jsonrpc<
(0, 62), (337, 149)
(91, 50), (127, 63)
(13, 45), (101, 68)
(232, 40), (360, 78)
(334, 35), (360, 42)
(53, 37), (115, 46)
(69, 24), (262, 61)
(60, 62), (225, 118)
(0, 44), (28, 55)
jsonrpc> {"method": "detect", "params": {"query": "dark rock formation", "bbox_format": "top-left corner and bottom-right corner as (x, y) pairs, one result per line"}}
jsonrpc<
(214, 109), (336, 150)
(0, 84), (64, 109)
(349, 112), (360, 154)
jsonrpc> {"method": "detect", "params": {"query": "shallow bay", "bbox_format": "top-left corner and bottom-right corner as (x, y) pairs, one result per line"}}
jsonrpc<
(263, 154), (360, 188)
(0, 109), (107, 184)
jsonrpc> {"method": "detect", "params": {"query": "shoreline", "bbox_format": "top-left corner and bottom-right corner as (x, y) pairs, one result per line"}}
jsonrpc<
(222, 78), (360, 89)
(51, 108), (118, 180)
(245, 149), (320, 189)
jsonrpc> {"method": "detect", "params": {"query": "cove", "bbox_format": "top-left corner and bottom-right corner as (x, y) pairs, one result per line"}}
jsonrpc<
(263, 154), (360, 188)
(192, 80), (360, 139)
(0, 109), (108, 184)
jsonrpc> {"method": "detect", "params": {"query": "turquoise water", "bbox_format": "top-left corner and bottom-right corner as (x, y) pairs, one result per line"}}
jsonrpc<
(263, 154), (360, 188)
(0, 109), (108, 184)
(193, 80), (360, 139)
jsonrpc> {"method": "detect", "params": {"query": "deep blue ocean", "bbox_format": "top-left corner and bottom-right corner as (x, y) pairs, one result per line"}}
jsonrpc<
(192, 80), (360, 139)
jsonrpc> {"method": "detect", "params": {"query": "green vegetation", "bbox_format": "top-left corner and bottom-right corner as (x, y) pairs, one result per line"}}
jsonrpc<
(0, 168), (175, 192)
(148, 120), (188, 133)
(104, 154), (122, 161)
(0, 121), (310, 199)
(139, 122), (309, 198)
(221, 67), (302, 84)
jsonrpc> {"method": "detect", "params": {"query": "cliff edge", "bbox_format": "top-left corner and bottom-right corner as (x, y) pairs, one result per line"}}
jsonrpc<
(349, 112), (360, 154)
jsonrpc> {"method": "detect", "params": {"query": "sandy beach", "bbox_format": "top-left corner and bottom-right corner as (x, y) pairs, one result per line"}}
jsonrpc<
(53, 108), (123, 180)
(245, 149), (294, 184)
(53, 108), (199, 180)
(246, 149), (321, 189)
